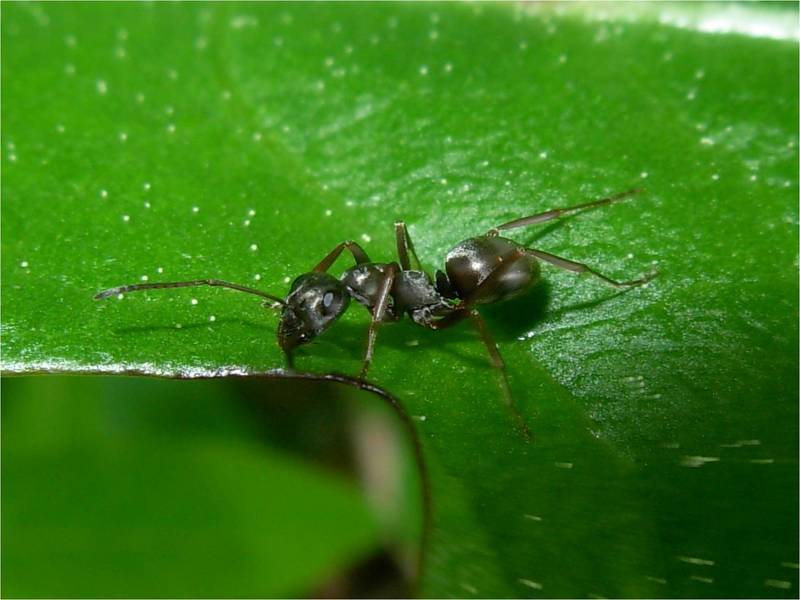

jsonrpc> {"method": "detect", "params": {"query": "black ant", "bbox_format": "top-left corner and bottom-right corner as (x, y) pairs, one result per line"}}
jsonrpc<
(96, 188), (654, 438)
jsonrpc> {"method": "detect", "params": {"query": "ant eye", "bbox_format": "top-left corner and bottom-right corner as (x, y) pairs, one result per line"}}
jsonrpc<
(323, 292), (334, 308)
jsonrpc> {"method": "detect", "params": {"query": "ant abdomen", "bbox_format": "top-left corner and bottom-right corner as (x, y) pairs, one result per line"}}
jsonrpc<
(445, 237), (541, 304)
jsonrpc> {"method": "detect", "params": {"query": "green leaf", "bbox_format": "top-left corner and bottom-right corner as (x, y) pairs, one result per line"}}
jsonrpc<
(1, 376), (381, 597)
(3, 2), (797, 598)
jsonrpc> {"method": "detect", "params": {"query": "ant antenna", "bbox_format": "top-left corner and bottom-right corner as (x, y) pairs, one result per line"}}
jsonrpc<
(94, 279), (286, 305)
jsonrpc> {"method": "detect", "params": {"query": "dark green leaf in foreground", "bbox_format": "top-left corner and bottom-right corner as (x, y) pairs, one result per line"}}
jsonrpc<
(3, 2), (798, 598)
(1, 376), (381, 598)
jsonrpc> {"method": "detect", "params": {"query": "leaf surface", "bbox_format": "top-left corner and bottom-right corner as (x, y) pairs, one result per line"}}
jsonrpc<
(3, 3), (798, 597)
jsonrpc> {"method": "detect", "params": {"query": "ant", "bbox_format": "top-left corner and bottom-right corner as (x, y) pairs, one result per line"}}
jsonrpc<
(96, 188), (654, 438)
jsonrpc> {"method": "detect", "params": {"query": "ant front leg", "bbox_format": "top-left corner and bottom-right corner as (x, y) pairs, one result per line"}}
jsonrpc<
(313, 240), (371, 273)
(394, 221), (423, 271)
(527, 248), (655, 288)
(360, 263), (398, 379)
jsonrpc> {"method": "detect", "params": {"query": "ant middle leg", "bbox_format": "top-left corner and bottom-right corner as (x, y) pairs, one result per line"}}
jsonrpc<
(527, 248), (654, 288)
(394, 221), (423, 271)
(313, 240), (371, 273)
(487, 188), (642, 236)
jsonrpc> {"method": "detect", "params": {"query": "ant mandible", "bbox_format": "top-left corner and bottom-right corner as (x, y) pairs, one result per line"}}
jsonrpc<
(96, 188), (654, 438)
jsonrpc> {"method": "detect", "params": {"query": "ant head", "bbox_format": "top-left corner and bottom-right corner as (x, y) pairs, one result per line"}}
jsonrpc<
(278, 272), (350, 357)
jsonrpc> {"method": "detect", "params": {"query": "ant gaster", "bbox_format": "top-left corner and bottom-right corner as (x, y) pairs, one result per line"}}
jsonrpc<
(96, 188), (655, 438)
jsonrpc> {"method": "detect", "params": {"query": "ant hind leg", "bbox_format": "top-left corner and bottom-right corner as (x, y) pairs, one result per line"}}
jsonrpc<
(527, 248), (655, 288)
(488, 188), (642, 235)
(428, 307), (532, 441)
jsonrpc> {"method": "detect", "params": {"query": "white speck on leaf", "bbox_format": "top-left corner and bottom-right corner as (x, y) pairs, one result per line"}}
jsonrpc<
(764, 580), (792, 590)
(518, 579), (543, 590)
(680, 455), (720, 467)
(678, 555), (715, 566)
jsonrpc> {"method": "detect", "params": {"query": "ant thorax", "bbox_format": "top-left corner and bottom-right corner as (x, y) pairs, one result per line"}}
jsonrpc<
(342, 263), (453, 322)
(341, 263), (400, 317)
(392, 270), (454, 324)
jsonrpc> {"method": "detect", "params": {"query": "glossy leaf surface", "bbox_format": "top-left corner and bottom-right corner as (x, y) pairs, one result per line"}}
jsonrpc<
(3, 3), (798, 597)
